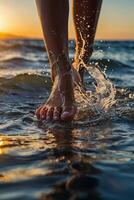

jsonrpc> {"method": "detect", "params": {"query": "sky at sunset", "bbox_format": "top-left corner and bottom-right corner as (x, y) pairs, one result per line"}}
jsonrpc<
(0, 0), (134, 40)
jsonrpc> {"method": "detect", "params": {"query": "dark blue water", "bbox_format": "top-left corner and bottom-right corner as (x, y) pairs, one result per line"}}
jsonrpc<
(0, 39), (134, 200)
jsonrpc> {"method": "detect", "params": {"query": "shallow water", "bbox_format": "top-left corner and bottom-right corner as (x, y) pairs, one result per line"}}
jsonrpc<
(0, 39), (134, 200)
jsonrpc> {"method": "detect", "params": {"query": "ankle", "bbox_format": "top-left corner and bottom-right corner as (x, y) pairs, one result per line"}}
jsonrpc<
(73, 45), (93, 63)
(49, 52), (71, 81)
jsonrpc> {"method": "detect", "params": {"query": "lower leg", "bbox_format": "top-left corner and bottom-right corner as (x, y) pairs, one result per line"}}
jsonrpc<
(35, 0), (80, 121)
(73, 0), (102, 72)
(36, 0), (70, 80)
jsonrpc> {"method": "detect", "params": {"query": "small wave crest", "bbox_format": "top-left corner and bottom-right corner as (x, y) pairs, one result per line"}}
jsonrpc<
(0, 73), (51, 92)
(0, 40), (45, 51)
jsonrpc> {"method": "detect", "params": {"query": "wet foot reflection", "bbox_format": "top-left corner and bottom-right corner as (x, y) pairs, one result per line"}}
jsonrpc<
(39, 125), (102, 200)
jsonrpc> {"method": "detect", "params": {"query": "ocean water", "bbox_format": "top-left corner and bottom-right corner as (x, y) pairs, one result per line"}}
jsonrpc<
(0, 39), (134, 200)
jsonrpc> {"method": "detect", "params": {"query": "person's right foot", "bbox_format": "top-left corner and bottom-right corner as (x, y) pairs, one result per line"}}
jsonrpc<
(73, 49), (93, 83)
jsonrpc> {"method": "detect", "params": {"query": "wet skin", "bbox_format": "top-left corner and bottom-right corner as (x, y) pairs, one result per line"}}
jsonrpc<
(35, 66), (81, 121)
(35, 0), (102, 121)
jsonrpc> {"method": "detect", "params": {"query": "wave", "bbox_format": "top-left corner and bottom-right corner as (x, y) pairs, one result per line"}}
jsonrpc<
(1, 57), (32, 63)
(1, 56), (133, 70)
(0, 41), (45, 51)
(0, 73), (51, 92)
(90, 58), (134, 69)
(0, 57), (46, 65)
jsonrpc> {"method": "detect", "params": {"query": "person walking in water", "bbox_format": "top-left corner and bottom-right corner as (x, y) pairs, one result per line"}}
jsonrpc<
(35, 0), (102, 121)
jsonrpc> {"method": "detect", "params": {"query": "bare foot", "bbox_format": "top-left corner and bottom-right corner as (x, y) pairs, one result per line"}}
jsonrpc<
(35, 66), (81, 121)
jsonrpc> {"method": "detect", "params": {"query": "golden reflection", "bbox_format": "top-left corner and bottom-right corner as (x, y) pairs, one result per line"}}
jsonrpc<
(0, 135), (9, 154)
(0, 168), (50, 183)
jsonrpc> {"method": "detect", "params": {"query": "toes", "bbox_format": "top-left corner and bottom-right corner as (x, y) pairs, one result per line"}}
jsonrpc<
(46, 107), (54, 121)
(40, 107), (48, 120)
(61, 106), (76, 121)
(35, 106), (42, 119)
(53, 107), (62, 121)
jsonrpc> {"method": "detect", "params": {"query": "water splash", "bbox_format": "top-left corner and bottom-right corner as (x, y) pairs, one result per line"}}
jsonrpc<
(74, 33), (116, 120)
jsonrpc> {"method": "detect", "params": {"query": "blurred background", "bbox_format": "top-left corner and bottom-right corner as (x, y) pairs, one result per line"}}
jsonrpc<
(0, 0), (134, 40)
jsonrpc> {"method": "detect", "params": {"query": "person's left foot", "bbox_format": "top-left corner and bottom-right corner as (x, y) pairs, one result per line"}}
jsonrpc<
(35, 66), (81, 121)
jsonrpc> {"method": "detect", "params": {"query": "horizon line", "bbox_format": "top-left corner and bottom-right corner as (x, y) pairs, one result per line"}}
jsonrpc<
(0, 37), (134, 41)
(0, 32), (134, 41)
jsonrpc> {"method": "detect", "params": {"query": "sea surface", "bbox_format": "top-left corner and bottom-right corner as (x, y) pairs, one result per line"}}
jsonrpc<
(0, 39), (134, 200)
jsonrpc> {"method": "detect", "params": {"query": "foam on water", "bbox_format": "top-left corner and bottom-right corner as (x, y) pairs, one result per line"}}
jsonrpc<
(72, 33), (116, 123)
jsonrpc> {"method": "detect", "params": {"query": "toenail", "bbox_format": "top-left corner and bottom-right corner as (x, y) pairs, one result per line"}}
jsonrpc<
(53, 117), (58, 120)
(62, 111), (70, 116)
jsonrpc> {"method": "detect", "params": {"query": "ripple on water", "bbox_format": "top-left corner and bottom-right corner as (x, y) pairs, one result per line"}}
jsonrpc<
(0, 40), (134, 199)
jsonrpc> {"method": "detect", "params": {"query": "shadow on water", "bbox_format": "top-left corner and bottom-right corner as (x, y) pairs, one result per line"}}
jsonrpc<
(37, 122), (103, 200)
(34, 117), (134, 200)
